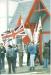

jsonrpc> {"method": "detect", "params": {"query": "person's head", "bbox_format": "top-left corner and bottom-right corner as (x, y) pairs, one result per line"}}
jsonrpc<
(8, 45), (12, 48)
(44, 43), (47, 47)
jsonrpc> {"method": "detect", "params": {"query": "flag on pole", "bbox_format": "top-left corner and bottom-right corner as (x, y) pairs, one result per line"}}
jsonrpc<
(24, 28), (33, 42)
(15, 15), (25, 36)
(22, 35), (30, 44)
(17, 16), (22, 27)
(1, 16), (26, 39)
(15, 16), (22, 31)
(33, 17), (42, 44)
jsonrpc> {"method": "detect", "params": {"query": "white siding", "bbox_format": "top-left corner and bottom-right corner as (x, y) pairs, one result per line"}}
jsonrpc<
(42, 17), (50, 32)
(42, 34), (50, 43)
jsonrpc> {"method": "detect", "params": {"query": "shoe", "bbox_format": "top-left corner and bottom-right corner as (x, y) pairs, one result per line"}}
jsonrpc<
(13, 71), (16, 74)
(29, 67), (32, 71)
(8, 72), (11, 74)
(8, 71), (11, 74)
(33, 67), (35, 70)
(29, 67), (31, 71)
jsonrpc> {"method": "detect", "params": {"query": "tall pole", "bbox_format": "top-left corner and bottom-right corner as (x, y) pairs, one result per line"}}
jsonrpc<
(38, 0), (42, 64)
(7, 0), (9, 30)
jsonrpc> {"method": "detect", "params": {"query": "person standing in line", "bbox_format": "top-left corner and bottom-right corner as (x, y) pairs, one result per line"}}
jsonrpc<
(12, 44), (18, 68)
(43, 43), (49, 68)
(26, 45), (30, 66)
(18, 44), (23, 67)
(0, 43), (6, 71)
(6, 45), (16, 74)
(28, 42), (36, 71)
(34, 44), (40, 64)
(0, 44), (2, 74)
(27, 51), (30, 66)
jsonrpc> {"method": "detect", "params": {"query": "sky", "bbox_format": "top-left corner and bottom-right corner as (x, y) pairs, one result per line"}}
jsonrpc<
(0, 0), (7, 34)
(0, 0), (18, 34)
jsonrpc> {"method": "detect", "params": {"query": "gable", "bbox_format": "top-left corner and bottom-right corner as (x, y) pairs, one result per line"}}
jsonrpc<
(8, 1), (33, 29)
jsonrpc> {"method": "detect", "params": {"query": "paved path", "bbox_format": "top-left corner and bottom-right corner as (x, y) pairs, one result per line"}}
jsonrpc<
(1, 65), (50, 74)
(0, 53), (50, 74)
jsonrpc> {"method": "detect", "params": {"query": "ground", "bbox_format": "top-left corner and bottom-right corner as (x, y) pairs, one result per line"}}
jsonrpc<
(1, 65), (50, 75)
(1, 53), (51, 75)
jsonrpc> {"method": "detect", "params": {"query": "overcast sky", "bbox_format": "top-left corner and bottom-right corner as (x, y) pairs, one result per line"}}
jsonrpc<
(0, 0), (18, 34)
(0, 0), (32, 35)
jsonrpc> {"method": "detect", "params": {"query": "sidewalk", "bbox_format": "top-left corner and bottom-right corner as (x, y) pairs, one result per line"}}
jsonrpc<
(1, 53), (50, 74)
(1, 65), (50, 74)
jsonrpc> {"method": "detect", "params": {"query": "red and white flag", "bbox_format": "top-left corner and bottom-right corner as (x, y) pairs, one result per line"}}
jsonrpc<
(1, 16), (26, 39)
(33, 17), (42, 44)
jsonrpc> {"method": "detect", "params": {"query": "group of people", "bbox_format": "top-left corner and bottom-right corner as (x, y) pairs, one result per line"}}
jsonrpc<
(0, 43), (6, 73)
(0, 43), (18, 74)
(28, 42), (49, 69)
(6, 44), (18, 73)
(0, 41), (50, 74)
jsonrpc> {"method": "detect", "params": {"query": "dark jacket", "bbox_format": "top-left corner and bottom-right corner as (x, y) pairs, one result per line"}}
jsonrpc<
(13, 47), (18, 58)
(43, 46), (49, 58)
(0, 46), (6, 58)
(6, 46), (18, 58)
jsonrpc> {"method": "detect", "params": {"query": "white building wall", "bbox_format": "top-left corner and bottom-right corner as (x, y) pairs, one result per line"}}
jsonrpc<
(42, 16), (50, 44)
(42, 16), (50, 32)
(42, 34), (50, 43)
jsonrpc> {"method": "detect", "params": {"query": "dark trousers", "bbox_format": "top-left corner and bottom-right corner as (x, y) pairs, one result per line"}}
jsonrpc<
(35, 54), (42, 65)
(7, 57), (16, 73)
(0, 57), (2, 74)
(1, 57), (5, 69)
(43, 58), (48, 68)
(19, 52), (23, 67)
(15, 57), (17, 68)
(27, 52), (30, 66)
